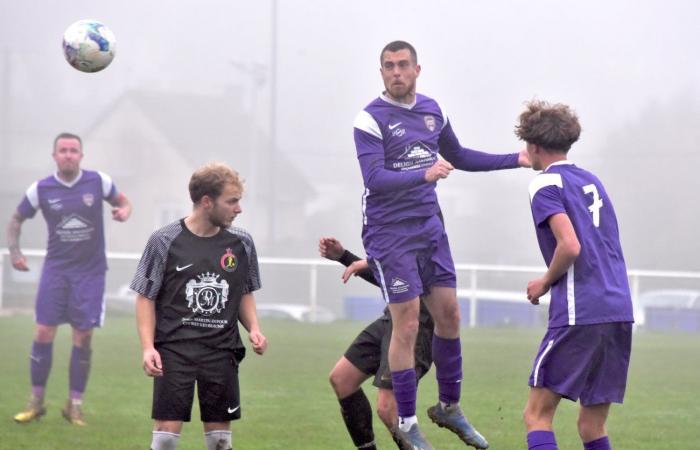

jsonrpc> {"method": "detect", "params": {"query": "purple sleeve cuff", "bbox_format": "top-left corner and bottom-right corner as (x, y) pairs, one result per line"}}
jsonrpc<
(16, 197), (37, 219)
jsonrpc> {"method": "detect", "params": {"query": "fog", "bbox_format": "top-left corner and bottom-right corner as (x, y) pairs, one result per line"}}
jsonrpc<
(1, 1), (699, 301)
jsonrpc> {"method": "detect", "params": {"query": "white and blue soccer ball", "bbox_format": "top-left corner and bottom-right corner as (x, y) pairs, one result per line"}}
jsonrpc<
(62, 19), (116, 73)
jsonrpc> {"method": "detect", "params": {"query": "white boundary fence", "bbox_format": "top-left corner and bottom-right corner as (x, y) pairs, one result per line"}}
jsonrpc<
(2, 248), (700, 326)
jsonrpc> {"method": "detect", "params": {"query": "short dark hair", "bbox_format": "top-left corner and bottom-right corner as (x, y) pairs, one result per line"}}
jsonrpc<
(53, 132), (82, 150)
(515, 100), (581, 152)
(380, 40), (418, 65)
(189, 162), (243, 204)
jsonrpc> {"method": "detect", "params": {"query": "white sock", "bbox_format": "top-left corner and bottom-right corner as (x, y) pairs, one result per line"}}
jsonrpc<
(398, 415), (418, 432)
(151, 431), (180, 450)
(204, 430), (232, 450)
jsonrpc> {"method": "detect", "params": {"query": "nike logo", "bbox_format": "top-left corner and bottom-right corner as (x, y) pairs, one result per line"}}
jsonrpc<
(388, 122), (402, 130)
(48, 198), (61, 204)
(30, 355), (40, 362)
(227, 405), (240, 414)
(176, 264), (193, 272)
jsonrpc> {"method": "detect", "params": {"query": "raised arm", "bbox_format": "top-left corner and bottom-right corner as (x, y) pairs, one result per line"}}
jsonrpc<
(319, 237), (379, 287)
(6, 212), (29, 271)
(354, 113), (427, 194)
(438, 121), (526, 171)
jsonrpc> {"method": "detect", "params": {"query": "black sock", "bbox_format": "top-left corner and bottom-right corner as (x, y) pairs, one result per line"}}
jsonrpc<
(339, 388), (376, 450)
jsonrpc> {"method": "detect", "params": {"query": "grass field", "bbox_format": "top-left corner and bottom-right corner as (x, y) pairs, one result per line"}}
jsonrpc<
(1, 313), (699, 450)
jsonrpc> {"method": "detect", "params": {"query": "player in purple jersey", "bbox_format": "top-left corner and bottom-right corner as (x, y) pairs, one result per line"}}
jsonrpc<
(515, 101), (634, 450)
(320, 237), (434, 450)
(353, 41), (530, 450)
(132, 163), (267, 450)
(8, 132), (132, 426)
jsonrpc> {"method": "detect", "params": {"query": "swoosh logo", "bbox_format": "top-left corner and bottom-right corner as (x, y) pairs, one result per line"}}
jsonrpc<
(227, 405), (240, 414)
(388, 122), (402, 130)
(175, 264), (193, 272)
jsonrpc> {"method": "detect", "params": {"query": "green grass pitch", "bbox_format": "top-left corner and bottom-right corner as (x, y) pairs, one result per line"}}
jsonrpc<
(0, 314), (698, 449)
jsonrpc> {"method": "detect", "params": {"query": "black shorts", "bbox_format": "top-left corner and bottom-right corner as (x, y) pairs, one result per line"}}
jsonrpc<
(344, 310), (433, 390)
(152, 342), (242, 423)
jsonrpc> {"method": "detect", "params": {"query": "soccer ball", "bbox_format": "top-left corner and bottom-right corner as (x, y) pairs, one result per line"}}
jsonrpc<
(62, 19), (116, 73)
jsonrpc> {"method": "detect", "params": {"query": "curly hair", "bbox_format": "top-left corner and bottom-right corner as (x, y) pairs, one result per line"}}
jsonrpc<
(189, 162), (243, 204)
(515, 100), (581, 152)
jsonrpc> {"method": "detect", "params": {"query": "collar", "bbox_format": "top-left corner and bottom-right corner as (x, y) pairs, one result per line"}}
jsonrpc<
(379, 92), (416, 110)
(544, 160), (574, 172)
(53, 169), (83, 188)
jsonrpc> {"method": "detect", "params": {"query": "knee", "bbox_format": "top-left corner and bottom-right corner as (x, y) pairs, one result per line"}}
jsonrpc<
(430, 304), (460, 336)
(329, 368), (351, 398)
(73, 330), (93, 349)
(34, 326), (56, 343)
(577, 416), (605, 441)
(523, 404), (551, 431)
(395, 318), (420, 341)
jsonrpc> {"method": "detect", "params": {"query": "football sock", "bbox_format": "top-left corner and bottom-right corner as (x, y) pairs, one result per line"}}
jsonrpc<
(30, 341), (53, 397)
(69, 345), (91, 398)
(432, 335), (462, 404)
(584, 436), (611, 450)
(391, 368), (417, 421)
(398, 415), (418, 432)
(151, 431), (180, 450)
(204, 430), (232, 450)
(338, 389), (376, 450)
(527, 430), (558, 450)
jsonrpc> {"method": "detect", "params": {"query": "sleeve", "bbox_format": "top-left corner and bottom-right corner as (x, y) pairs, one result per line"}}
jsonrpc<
(129, 231), (170, 300)
(338, 250), (380, 287)
(437, 121), (519, 171)
(243, 235), (261, 294)
(354, 111), (426, 193)
(529, 174), (566, 228)
(16, 182), (40, 219)
(98, 171), (118, 201)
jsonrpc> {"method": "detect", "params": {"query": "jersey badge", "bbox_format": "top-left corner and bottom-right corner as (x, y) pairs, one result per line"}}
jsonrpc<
(82, 193), (94, 207)
(185, 272), (230, 316)
(220, 248), (238, 272)
(424, 115), (436, 132)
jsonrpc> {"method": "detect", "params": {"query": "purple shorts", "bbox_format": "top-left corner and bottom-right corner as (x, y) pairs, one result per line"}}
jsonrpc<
(363, 215), (456, 303)
(35, 269), (106, 330)
(529, 322), (632, 406)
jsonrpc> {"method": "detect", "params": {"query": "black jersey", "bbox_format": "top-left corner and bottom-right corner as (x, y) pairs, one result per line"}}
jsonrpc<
(131, 219), (261, 352)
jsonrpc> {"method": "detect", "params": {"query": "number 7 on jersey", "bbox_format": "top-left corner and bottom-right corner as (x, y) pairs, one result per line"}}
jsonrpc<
(583, 184), (603, 227)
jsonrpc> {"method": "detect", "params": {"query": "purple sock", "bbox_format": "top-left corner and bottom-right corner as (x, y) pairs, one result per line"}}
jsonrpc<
(584, 436), (611, 450)
(69, 345), (92, 399)
(432, 335), (462, 404)
(391, 368), (417, 418)
(30, 341), (53, 398)
(527, 430), (558, 450)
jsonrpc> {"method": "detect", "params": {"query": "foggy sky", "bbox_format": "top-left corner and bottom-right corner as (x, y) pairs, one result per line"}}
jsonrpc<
(1, 0), (699, 272)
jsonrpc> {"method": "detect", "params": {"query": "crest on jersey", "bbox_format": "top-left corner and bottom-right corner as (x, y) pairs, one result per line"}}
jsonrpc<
(220, 248), (238, 273)
(82, 193), (94, 207)
(424, 115), (436, 132)
(185, 272), (229, 316)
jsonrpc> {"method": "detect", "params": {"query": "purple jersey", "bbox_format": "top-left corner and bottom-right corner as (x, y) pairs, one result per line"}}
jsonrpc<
(529, 161), (634, 327)
(354, 93), (519, 225)
(16, 170), (118, 273)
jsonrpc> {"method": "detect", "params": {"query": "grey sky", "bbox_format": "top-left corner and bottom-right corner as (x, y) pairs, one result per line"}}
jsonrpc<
(1, 0), (699, 270)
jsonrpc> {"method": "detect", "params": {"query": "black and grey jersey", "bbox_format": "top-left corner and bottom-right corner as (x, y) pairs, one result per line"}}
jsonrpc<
(130, 219), (261, 352)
